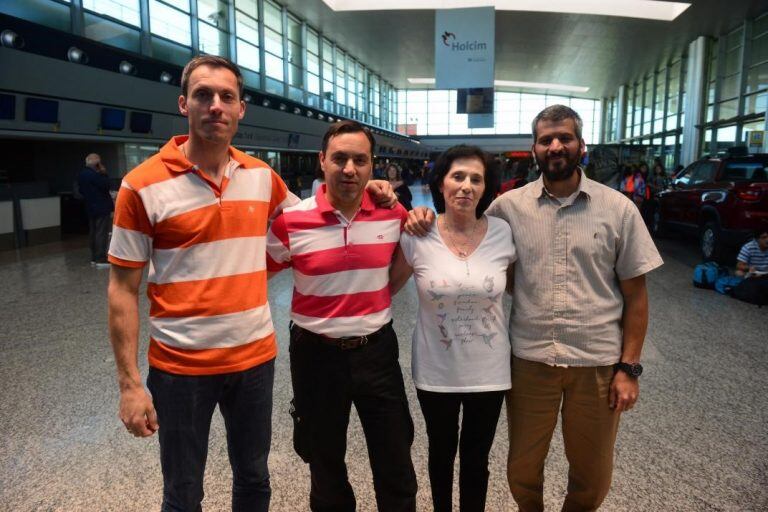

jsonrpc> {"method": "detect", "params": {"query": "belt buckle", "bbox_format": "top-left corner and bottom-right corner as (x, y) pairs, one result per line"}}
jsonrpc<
(338, 335), (368, 350)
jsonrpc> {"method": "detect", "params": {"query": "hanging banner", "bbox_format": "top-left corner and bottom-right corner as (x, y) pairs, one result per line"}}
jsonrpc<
(435, 7), (495, 90)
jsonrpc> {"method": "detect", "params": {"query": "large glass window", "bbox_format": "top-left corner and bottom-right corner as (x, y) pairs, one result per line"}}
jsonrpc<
(197, 0), (228, 57)
(263, 0), (283, 82)
(306, 28), (320, 97)
(150, 0), (191, 46)
(234, 0), (259, 71)
(286, 15), (303, 89)
(666, 59), (681, 131)
(321, 38), (334, 107)
(83, 0), (140, 26)
(745, 13), (768, 115)
(397, 90), (601, 142)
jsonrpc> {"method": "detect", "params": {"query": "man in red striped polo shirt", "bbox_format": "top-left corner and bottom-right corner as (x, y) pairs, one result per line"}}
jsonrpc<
(267, 120), (417, 512)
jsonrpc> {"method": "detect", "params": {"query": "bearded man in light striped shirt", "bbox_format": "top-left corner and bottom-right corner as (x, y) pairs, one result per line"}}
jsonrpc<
(407, 105), (663, 511)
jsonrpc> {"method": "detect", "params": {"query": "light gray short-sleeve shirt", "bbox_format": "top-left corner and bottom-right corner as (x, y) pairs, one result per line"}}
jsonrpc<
(485, 173), (663, 367)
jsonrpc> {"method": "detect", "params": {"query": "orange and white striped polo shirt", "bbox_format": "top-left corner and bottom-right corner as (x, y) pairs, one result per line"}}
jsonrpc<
(108, 135), (299, 375)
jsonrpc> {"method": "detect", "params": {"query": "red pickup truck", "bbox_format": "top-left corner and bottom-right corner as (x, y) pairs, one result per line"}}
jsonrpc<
(655, 153), (768, 261)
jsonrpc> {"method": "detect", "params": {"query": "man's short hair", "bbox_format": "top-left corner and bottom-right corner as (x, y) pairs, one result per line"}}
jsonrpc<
(429, 144), (500, 219)
(181, 56), (244, 99)
(755, 225), (768, 239)
(321, 120), (376, 157)
(85, 153), (101, 167)
(531, 104), (583, 141)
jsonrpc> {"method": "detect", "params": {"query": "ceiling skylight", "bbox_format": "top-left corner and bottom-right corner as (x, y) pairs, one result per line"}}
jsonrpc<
(407, 78), (590, 93)
(322, 1), (691, 21)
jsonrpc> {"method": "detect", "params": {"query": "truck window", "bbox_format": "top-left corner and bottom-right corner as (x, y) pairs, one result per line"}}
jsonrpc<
(721, 162), (768, 182)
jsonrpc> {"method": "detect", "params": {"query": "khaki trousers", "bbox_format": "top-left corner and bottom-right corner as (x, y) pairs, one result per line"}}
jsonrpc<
(507, 357), (621, 512)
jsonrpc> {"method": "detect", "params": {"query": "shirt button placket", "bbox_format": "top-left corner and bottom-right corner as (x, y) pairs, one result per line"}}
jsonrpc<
(553, 206), (567, 364)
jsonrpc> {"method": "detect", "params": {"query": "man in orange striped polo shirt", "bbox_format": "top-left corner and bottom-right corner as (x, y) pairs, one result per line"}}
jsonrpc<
(267, 121), (417, 511)
(106, 57), (395, 511)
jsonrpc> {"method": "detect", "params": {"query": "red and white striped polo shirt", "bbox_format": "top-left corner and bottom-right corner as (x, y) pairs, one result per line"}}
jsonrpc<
(266, 186), (407, 337)
(108, 135), (298, 375)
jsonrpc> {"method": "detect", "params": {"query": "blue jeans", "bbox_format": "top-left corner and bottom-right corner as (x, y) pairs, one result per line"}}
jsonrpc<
(147, 359), (274, 512)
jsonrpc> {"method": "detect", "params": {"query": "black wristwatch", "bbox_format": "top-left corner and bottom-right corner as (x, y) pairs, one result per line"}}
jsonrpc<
(614, 362), (643, 378)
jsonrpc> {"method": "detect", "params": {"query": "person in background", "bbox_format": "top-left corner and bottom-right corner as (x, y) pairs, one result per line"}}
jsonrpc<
(644, 162), (668, 230)
(385, 162), (413, 211)
(77, 153), (113, 268)
(619, 165), (635, 197)
(736, 226), (768, 277)
(311, 165), (324, 196)
(390, 144), (514, 512)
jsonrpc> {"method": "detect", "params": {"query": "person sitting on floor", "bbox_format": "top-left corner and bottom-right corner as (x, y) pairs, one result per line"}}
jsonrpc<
(736, 226), (768, 277)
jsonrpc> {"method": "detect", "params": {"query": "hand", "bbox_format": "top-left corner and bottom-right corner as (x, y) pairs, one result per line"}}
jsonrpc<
(609, 371), (639, 413)
(366, 179), (397, 208)
(405, 207), (435, 237)
(119, 385), (159, 437)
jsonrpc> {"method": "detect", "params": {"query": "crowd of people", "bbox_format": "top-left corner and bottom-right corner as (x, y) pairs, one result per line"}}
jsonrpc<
(106, 56), (663, 512)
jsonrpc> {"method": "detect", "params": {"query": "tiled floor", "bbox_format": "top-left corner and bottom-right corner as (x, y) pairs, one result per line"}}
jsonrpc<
(1, 186), (766, 511)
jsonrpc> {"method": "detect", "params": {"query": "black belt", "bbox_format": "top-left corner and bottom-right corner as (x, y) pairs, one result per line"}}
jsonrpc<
(292, 321), (391, 350)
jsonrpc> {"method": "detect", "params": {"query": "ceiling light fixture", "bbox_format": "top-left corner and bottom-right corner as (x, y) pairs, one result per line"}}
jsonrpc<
(406, 77), (589, 93)
(67, 46), (88, 64)
(1, 29), (24, 49)
(321, 0), (691, 21)
(119, 60), (136, 75)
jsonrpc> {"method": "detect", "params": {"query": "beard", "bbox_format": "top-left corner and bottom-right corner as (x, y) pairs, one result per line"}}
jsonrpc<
(537, 152), (581, 182)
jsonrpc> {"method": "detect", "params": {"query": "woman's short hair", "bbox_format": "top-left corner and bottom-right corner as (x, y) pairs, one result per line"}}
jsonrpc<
(385, 163), (401, 180)
(429, 145), (499, 219)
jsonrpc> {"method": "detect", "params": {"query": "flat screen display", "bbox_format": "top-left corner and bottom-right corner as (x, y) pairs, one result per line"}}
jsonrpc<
(0, 94), (15, 120)
(456, 88), (494, 114)
(130, 111), (152, 133)
(101, 108), (126, 130)
(25, 97), (59, 123)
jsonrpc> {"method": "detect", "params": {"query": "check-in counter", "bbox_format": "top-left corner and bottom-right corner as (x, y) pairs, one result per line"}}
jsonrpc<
(19, 197), (61, 245)
(0, 200), (14, 250)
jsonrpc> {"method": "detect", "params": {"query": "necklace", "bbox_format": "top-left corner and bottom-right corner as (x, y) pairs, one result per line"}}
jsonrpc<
(440, 215), (481, 276)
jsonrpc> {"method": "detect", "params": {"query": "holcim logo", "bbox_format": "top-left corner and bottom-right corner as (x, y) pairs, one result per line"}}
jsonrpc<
(441, 31), (487, 51)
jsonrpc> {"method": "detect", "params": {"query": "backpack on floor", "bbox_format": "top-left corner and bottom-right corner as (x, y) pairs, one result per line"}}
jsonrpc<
(693, 262), (726, 289)
(731, 277), (768, 306)
(714, 275), (743, 295)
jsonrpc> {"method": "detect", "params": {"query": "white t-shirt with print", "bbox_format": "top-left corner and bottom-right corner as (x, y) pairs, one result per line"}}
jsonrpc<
(400, 215), (516, 392)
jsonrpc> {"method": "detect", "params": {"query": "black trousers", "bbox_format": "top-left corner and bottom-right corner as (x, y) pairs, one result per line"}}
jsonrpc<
(289, 322), (417, 512)
(88, 214), (111, 262)
(416, 389), (505, 512)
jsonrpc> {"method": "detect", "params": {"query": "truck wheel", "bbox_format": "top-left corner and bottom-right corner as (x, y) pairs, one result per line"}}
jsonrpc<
(700, 221), (722, 262)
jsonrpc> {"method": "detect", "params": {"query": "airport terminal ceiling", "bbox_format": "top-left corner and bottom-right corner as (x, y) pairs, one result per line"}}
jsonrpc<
(278, 0), (767, 99)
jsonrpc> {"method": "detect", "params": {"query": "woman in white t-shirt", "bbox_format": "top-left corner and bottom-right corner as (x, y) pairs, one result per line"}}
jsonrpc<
(390, 145), (516, 512)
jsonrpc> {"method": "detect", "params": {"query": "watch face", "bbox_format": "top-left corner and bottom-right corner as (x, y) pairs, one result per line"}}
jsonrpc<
(630, 363), (643, 377)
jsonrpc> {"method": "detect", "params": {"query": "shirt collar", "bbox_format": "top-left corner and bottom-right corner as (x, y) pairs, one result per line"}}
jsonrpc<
(315, 184), (375, 214)
(160, 135), (246, 173)
(530, 167), (594, 201)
